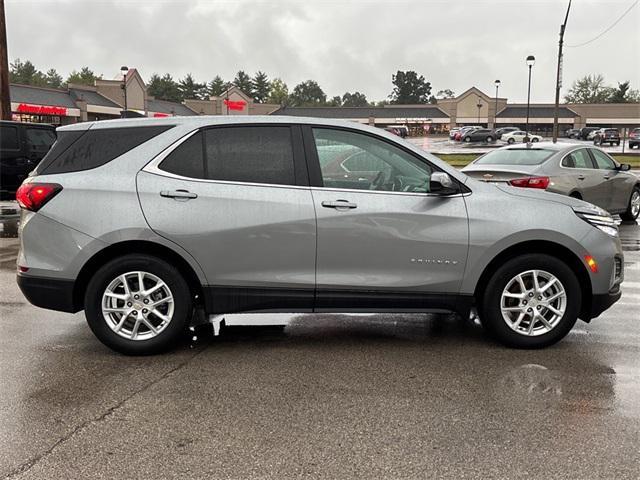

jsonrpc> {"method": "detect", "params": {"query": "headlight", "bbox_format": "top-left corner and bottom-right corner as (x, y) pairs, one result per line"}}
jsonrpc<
(573, 205), (618, 237)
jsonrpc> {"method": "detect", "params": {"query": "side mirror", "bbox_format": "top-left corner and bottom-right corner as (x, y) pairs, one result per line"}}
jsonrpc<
(617, 163), (631, 171)
(430, 172), (458, 195)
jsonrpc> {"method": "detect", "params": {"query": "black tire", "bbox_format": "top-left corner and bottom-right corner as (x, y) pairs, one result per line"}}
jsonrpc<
(464, 136), (471, 142)
(84, 254), (193, 355)
(507, 138), (515, 144)
(479, 254), (581, 349)
(620, 185), (640, 221)
(531, 137), (539, 143)
(486, 136), (494, 142)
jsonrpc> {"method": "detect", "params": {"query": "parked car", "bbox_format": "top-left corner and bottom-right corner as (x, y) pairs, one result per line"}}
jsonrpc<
(629, 128), (640, 149)
(580, 127), (600, 140)
(17, 117), (624, 354)
(461, 128), (496, 143)
(593, 128), (621, 146)
(386, 125), (408, 138)
(0, 121), (56, 200)
(495, 127), (519, 139)
(501, 130), (543, 144)
(384, 126), (401, 136)
(454, 126), (481, 141)
(565, 128), (581, 139)
(462, 142), (639, 220)
(449, 127), (461, 139)
(587, 129), (601, 141)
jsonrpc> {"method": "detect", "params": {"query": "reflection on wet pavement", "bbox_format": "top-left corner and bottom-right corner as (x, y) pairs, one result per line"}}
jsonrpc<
(0, 217), (638, 478)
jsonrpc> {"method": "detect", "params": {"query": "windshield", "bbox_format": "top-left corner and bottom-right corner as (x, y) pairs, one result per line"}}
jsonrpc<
(474, 148), (555, 166)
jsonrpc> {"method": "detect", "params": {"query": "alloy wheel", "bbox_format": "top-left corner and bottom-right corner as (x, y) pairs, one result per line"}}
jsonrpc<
(500, 269), (567, 337)
(101, 271), (175, 341)
(631, 190), (640, 218)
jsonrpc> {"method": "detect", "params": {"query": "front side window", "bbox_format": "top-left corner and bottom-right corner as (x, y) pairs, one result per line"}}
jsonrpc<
(590, 149), (616, 170)
(26, 128), (56, 153)
(562, 149), (593, 169)
(313, 128), (432, 193)
(204, 126), (295, 186)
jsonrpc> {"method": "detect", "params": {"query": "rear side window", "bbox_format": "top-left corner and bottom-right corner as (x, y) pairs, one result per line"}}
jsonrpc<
(38, 125), (173, 174)
(26, 128), (56, 153)
(562, 149), (593, 168)
(474, 148), (554, 166)
(204, 126), (295, 185)
(0, 125), (19, 150)
(159, 132), (205, 179)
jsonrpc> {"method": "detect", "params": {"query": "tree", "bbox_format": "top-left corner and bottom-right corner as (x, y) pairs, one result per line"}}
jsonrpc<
(564, 74), (609, 103)
(147, 73), (182, 102)
(44, 68), (63, 88)
(327, 95), (342, 107)
(389, 70), (431, 104)
(66, 67), (100, 86)
(341, 91), (368, 107)
(607, 81), (640, 103)
(207, 75), (228, 97)
(289, 80), (326, 106)
(178, 73), (207, 100)
(251, 71), (270, 103)
(233, 70), (253, 96)
(436, 89), (455, 99)
(267, 78), (289, 105)
(9, 59), (46, 86)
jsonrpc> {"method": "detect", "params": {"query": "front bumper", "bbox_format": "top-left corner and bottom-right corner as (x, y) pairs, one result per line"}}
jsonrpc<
(17, 274), (78, 313)
(589, 288), (622, 320)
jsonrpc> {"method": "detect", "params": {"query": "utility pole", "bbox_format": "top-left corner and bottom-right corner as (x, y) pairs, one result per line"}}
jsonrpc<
(0, 0), (11, 120)
(552, 0), (572, 143)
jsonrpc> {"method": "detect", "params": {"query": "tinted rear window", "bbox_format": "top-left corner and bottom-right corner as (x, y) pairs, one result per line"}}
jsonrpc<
(26, 128), (56, 153)
(38, 125), (173, 174)
(474, 148), (555, 166)
(159, 132), (205, 179)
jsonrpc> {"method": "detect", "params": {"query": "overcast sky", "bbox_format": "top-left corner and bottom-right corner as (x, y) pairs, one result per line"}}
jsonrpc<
(6, 0), (640, 103)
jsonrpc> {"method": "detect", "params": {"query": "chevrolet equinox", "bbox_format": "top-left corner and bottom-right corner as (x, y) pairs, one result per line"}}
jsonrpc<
(16, 117), (624, 354)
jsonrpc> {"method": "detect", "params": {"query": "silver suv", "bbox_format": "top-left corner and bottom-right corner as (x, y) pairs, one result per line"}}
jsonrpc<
(16, 117), (624, 354)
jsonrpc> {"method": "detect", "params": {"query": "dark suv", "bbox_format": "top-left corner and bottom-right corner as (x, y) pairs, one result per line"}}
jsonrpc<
(629, 128), (640, 149)
(0, 121), (56, 200)
(579, 127), (600, 140)
(593, 128), (621, 146)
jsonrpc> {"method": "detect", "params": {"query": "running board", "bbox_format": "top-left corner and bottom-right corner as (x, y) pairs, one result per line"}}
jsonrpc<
(208, 314), (293, 336)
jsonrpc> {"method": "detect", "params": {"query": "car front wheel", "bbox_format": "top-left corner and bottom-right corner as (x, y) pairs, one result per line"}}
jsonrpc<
(84, 254), (193, 355)
(480, 254), (581, 348)
(531, 137), (539, 143)
(507, 138), (515, 144)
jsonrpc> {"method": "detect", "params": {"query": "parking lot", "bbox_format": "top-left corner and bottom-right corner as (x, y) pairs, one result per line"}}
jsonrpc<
(1, 212), (639, 478)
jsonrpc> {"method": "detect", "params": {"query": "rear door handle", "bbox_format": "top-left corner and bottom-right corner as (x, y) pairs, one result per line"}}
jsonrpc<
(577, 175), (585, 180)
(321, 200), (357, 209)
(160, 189), (198, 200)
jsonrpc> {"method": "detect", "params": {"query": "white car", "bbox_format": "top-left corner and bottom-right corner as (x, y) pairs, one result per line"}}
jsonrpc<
(588, 128), (603, 140)
(501, 130), (543, 144)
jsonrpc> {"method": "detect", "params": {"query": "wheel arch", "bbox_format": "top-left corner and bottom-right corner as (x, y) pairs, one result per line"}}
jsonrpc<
(473, 240), (593, 321)
(72, 240), (205, 311)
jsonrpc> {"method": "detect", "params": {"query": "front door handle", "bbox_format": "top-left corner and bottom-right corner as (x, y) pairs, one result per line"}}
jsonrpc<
(322, 200), (357, 209)
(603, 175), (610, 180)
(577, 175), (585, 180)
(160, 189), (198, 200)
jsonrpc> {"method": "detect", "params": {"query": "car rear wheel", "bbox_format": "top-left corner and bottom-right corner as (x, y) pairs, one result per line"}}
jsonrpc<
(84, 254), (193, 355)
(531, 137), (539, 143)
(486, 136), (494, 142)
(480, 254), (581, 348)
(620, 186), (640, 221)
(464, 137), (471, 142)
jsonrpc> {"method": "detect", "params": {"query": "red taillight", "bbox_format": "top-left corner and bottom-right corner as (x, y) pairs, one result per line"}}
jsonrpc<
(16, 183), (62, 211)
(509, 176), (550, 189)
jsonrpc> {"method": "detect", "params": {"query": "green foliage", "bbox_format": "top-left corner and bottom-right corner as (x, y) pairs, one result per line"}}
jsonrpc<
(607, 81), (640, 103)
(327, 96), (342, 107)
(178, 73), (207, 100)
(251, 71), (270, 103)
(267, 78), (289, 105)
(207, 76), (228, 97)
(289, 80), (326, 106)
(389, 70), (432, 104)
(9, 59), (46, 86)
(564, 74), (609, 103)
(342, 91), (368, 107)
(44, 69), (63, 89)
(147, 73), (183, 102)
(233, 71), (253, 96)
(66, 67), (101, 86)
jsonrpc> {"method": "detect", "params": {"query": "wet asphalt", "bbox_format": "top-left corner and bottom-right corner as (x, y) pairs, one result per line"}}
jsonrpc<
(0, 217), (639, 479)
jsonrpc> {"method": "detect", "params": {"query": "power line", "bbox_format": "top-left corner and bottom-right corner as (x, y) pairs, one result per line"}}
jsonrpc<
(566, 0), (638, 48)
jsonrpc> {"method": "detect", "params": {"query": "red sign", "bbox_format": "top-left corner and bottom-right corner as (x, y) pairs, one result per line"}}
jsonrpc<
(223, 99), (247, 111)
(152, 112), (170, 118)
(16, 103), (68, 116)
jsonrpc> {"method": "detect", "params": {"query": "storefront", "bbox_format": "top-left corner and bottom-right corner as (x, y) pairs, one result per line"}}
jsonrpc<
(10, 101), (80, 126)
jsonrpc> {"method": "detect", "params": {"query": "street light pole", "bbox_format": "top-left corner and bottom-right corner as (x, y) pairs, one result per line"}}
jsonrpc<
(0, 0), (11, 120)
(552, 0), (572, 143)
(494, 79), (501, 129)
(525, 55), (535, 141)
(120, 66), (129, 116)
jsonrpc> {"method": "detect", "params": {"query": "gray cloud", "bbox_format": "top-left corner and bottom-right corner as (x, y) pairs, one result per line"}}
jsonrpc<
(6, 0), (640, 102)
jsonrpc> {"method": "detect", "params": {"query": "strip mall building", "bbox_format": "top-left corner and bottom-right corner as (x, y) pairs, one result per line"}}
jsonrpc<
(9, 72), (640, 135)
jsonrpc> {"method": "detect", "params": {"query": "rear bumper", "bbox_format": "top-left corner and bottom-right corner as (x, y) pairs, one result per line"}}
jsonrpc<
(17, 274), (78, 313)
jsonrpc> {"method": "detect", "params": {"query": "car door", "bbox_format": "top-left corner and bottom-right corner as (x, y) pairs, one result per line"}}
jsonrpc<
(304, 126), (469, 311)
(589, 148), (628, 212)
(559, 148), (605, 207)
(137, 124), (317, 313)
